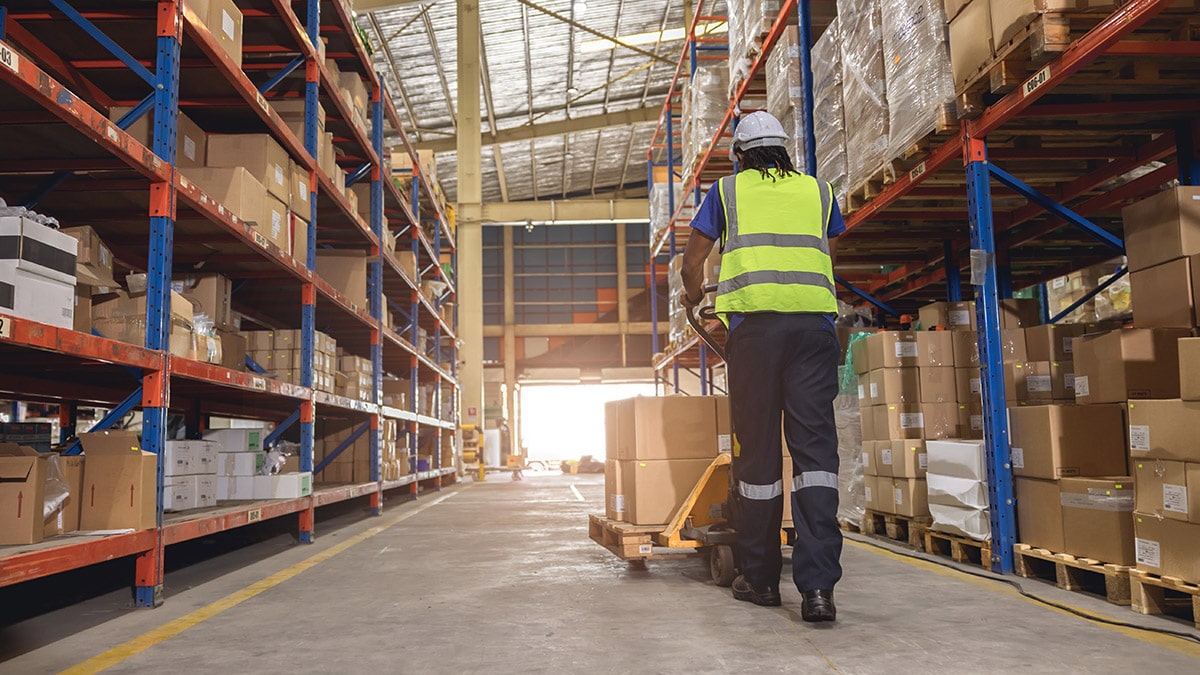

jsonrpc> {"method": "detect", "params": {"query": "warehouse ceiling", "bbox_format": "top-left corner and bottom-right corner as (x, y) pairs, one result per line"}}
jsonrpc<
(355, 0), (722, 203)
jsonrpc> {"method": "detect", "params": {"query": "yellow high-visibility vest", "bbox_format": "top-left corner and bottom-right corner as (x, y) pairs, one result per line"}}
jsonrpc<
(714, 170), (838, 324)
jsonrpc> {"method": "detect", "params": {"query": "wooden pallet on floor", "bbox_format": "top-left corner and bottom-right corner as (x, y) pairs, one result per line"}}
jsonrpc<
(924, 529), (992, 570)
(1013, 543), (1132, 605)
(861, 510), (929, 550)
(845, 161), (898, 214)
(587, 514), (698, 561)
(1129, 569), (1200, 630)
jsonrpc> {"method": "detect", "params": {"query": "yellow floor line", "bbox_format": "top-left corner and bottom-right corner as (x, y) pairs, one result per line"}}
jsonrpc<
(846, 537), (1200, 659)
(61, 486), (468, 675)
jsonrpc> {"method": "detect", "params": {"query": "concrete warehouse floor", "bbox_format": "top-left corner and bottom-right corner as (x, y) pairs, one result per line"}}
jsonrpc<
(3, 474), (1199, 673)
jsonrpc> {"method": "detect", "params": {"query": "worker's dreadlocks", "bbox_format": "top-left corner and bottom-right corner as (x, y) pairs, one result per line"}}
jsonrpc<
(738, 146), (800, 182)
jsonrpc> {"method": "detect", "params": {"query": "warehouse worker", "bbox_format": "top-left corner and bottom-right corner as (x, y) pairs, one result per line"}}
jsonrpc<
(680, 111), (844, 623)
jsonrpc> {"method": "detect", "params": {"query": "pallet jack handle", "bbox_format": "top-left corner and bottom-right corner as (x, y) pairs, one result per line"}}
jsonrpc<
(686, 285), (725, 361)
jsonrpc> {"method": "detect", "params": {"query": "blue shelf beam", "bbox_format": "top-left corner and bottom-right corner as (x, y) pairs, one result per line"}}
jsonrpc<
(834, 274), (901, 318)
(988, 163), (1125, 252)
(263, 408), (302, 449)
(258, 55), (305, 94)
(314, 423), (369, 475)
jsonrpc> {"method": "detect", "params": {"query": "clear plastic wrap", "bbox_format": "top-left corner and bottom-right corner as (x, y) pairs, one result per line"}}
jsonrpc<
(727, 0), (750, 93)
(814, 18), (850, 211)
(43, 454), (71, 523)
(766, 27), (803, 121)
(684, 66), (729, 175)
(667, 254), (689, 345)
(835, 366), (866, 529)
(838, 0), (890, 189)
(650, 183), (680, 244)
(881, 0), (956, 159)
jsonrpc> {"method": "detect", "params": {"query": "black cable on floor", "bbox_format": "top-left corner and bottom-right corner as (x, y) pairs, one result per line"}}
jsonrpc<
(847, 533), (1200, 645)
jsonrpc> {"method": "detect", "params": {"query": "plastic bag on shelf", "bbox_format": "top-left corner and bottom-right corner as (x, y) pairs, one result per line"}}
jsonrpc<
(838, 0), (890, 190)
(43, 454), (71, 522)
(881, 0), (955, 160)
(264, 441), (298, 475)
(814, 18), (849, 211)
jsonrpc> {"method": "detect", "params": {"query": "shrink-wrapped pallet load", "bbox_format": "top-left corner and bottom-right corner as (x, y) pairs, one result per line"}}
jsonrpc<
(813, 18), (849, 211)
(838, 0), (890, 191)
(881, 0), (957, 160)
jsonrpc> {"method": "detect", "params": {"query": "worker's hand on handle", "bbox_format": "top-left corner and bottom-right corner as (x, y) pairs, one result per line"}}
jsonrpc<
(680, 290), (704, 310)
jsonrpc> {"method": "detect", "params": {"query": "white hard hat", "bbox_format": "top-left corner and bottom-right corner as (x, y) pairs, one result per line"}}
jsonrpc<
(729, 111), (789, 162)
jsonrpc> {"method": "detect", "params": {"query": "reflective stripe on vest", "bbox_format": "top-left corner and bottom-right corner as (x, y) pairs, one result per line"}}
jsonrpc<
(714, 171), (838, 320)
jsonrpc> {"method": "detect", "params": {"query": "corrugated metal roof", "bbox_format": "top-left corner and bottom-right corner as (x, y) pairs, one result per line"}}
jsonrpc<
(359, 1), (718, 203)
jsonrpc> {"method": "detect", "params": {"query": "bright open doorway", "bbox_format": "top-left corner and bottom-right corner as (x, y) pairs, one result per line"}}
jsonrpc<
(519, 383), (656, 470)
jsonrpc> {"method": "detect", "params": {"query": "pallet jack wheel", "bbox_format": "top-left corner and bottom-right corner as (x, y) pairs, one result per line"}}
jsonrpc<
(710, 544), (736, 587)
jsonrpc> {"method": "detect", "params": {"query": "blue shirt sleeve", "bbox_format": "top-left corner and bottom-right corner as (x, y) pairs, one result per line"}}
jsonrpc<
(827, 198), (846, 238)
(688, 181), (725, 242)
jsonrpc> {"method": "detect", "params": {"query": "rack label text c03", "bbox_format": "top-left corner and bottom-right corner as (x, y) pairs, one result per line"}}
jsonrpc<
(0, 315), (11, 339)
(1022, 66), (1051, 97)
(0, 42), (19, 74)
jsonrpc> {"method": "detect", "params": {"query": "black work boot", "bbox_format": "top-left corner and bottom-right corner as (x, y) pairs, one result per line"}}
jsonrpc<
(801, 589), (836, 622)
(731, 575), (782, 607)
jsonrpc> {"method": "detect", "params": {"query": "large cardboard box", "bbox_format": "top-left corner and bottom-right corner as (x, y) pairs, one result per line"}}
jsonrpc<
(919, 367), (957, 404)
(1001, 299), (1041, 330)
(173, 274), (233, 332)
(60, 226), (119, 287)
(919, 301), (975, 331)
(1072, 329), (1189, 403)
(604, 459), (625, 521)
(1126, 399), (1200, 463)
(922, 402), (960, 440)
(207, 134), (290, 201)
(620, 458), (713, 525)
(316, 250), (368, 310)
(78, 431), (156, 531)
(955, 367), (982, 405)
(916, 332), (955, 368)
(108, 106), (207, 169)
(866, 332), (920, 369)
(1005, 361), (1056, 403)
(1008, 404), (1127, 479)
(949, 0), (993, 86)
(889, 478), (930, 518)
(890, 439), (928, 478)
(613, 397), (724, 461)
(197, 0), (244, 66)
(1121, 186), (1200, 273)
(861, 440), (878, 476)
(1015, 477), (1064, 550)
(185, 167), (266, 224)
(874, 404), (925, 440)
(1024, 324), (1085, 362)
(1133, 512), (1200, 583)
(1060, 477), (1135, 565)
(1130, 257), (1195, 328)
(953, 330), (980, 367)
(1190, 463), (1200, 522)
(991, 0), (1076, 47)
(0, 445), (48, 544)
(1180, 338), (1200, 401)
(958, 403), (984, 440)
(868, 368), (921, 405)
(1132, 459), (1188, 522)
(850, 337), (872, 375)
(218, 329), (246, 371)
(290, 161), (312, 215)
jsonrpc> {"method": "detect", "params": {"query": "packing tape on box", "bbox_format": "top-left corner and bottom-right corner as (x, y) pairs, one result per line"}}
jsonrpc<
(1059, 489), (1134, 512)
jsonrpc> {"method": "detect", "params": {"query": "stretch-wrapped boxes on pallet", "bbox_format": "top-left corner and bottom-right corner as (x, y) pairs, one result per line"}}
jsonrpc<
(881, 0), (955, 160)
(837, 0), (889, 190)
(812, 18), (849, 211)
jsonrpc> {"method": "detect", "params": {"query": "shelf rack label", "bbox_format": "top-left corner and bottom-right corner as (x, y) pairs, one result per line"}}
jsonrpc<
(0, 314), (11, 339)
(909, 161), (927, 183)
(251, 376), (267, 391)
(0, 41), (19, 74)
(1022, 66), (1051, 98)
(247, 508), (263, 523)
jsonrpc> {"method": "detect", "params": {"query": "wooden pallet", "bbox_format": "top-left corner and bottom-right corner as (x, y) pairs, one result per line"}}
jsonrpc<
(1129, 569), (1200, 630)
(845, 161), (898, 214)
(924, 529), (992, 570)
(587, 514), (698, 561)
(956, 5), (1200, 119)
(893, 103), (959, 168)
(1013, 543), (1132, 605)
(861, 510), (929, 551)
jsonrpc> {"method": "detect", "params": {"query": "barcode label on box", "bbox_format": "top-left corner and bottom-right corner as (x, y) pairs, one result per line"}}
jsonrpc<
(1164, 484), (1188, 513)
(895, 342), (918, 359)
(1027, 375), (1052, 393)
(899, 413), (924, 429)
(0, 42), (19, 74)
(881, 449), (893, 466)
(864, 486), (873, 502)
(275, 164), (285, 186)
(861, 451), (870, 467)
(222, 9), (236, 40)
(184, 135), (197, 161)
(1063, 337), (1074, 354)
(610, 494), (625, 512)
(1052, 276), (1067, 290)
(717, 434), (732, 453)
(1135, 537), (1161, 568)
(1129, 425), (1150, 452)
(1064, 373), (1075, 391)
(1010, 447), (1024, 469)
(949, 310), (971, 326)
(1074, 375), (1090, 397)
(870, 383), (879, 399)
(894, 488), (904, 505)
(971, 415), (983, 431)
(858, 385), (865, 399)
(918, 453), (928, 470)
(970, 378), (981, 394)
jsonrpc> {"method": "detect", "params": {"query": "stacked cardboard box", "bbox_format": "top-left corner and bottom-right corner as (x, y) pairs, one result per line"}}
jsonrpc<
(0, 444), (51, 544)
(381, 419), (408, 482)
(242, 329), (336, 392)
(186, 0), (243, 65)
(78, 431), (157, 532)
(94, 289), (196, 358)
(316, 250), (369, 311)
(338, 353), (374, 402)
(162, 440), (219, 511)
(1125, 187), (1200, 328)
(315, 421), (368, 484)
(0, 215), (78, 330)
(603, 396), (731, 526)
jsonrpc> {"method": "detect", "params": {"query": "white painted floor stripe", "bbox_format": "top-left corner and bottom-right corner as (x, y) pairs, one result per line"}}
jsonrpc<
(569, 484), (585, 502)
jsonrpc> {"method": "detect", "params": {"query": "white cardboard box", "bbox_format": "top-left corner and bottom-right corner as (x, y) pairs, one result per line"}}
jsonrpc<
(252, 475), (274, 500)
(272, 472), (312, 498)
(219, 475), (257, 500)
(164, 475), (199, 511)
(195, 475), (218, 508)
(204, 428), (264, 453)
(929, 503), (991, 541)
(163, 440), (220, 476)
(927, 473), (990, 510)
(218, 451), (265, 476)
(926, 440), (988, 481)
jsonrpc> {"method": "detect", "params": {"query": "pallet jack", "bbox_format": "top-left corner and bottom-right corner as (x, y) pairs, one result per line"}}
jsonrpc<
(590, 288), (788, 587)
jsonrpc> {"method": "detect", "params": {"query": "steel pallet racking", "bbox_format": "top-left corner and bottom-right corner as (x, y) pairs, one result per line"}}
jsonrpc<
(0, 0), (458, 605)
(646, 0), (1200, 573)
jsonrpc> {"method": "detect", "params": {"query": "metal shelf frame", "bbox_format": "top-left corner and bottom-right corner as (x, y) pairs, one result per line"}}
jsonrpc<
(0, 0), (458, 604)
(644, 0), (1200, 574)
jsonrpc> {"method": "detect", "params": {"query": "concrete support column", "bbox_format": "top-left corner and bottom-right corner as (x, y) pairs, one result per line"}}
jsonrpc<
(503, 226), (519, 459)
(616, 223), (629, 367)
(456, 0), (484, 428)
